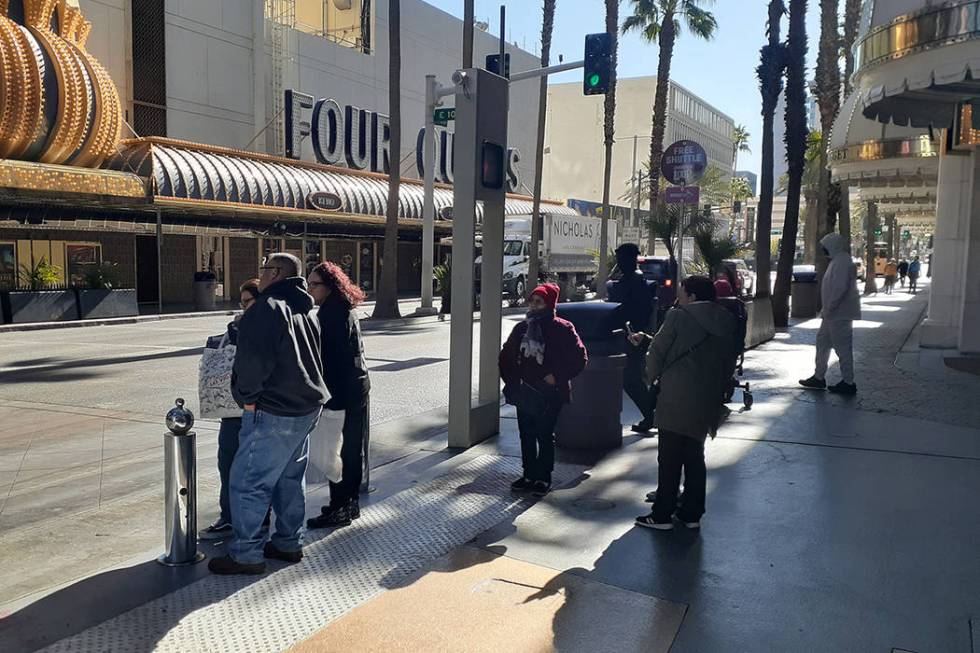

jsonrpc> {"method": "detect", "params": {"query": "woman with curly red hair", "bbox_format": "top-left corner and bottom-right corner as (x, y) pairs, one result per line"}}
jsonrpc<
(305, 262), (371, 529)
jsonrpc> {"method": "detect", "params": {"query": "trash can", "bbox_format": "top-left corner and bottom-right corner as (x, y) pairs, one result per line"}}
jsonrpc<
(554, 302), (627, 449)
(193, 271), (217, 311)
(791, 267), (818, 318)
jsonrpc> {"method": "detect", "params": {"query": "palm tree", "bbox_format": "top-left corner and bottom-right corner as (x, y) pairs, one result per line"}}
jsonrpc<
(527, 0), (557, 296)
(863, 201), (878, 294)
(813, 0), (842, 292)
(772, 0), (807, 327)
(373, 0), (401, 319)
(732, 124), (751, 172)
(754, 0), (786, 299)
(694, 224), (738, 282)
(643, 202), (710, 272)
(596, 0), (620, 300)
(623, 0), (718, 254)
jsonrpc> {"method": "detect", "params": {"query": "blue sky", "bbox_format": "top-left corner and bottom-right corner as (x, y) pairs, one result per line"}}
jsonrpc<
(425, 0), (821, 178)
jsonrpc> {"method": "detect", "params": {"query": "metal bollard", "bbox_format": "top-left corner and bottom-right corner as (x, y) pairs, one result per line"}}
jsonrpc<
(158, 398), (205, 566)
(360, 399), (372, 493)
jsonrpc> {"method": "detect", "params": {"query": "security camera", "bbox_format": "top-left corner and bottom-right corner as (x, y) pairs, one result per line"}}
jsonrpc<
(452, 70), (468, 87)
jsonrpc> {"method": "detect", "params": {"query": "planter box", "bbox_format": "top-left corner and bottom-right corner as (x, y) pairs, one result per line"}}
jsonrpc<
(745, 297), (776, 349)
(6, 290), (78, 323)
(77, 288), (138, 319)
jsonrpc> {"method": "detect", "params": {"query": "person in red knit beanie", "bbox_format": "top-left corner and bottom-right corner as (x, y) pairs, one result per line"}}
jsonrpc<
(499, 283), (587, 497)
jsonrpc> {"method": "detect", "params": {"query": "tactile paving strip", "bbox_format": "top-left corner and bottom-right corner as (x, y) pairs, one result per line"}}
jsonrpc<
(42, 455), (576, 653)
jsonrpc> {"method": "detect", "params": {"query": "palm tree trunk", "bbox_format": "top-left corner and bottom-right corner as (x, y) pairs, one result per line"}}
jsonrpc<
(772, 0), (808, 327)
(597, 0), (619, 299)
(646, 13), (676, 257)
(463, 0), (474, 68)
(373, 0), (401, 319)
(527, 0), (556, 297)
(813, 0), (841, 306)
(863, 201), (878, 294)
(842, 0), (861, 96)
(755, 0), (785, 299)
(838, 183), (851, 249)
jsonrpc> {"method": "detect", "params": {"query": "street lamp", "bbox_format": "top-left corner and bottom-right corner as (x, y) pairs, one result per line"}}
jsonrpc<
(614, 134), (653, 237)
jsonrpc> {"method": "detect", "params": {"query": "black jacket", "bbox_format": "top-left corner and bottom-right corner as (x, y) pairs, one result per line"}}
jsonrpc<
(232, 277), (328, 416)
(318, 297), (371, 410)
(607, 270), (656, 332)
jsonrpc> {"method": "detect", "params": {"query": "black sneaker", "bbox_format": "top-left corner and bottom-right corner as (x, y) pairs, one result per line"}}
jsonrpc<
(631, 419), (654, 434)
(307, 505), (354, 529)
(263, 542), (303, 563)
(198, 519), (233, 541)
(530, 481), (551, 498)
(827, 381), (857, 396)
(208, 555), (265, 575)
(635, 514), (673, 531)
(510, 477), (533, 492)
(799, 376), (827, 390)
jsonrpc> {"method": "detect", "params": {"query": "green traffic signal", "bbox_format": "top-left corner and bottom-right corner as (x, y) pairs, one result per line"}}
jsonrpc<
(588, 73), (601, 87)
(583, 32), (612, 95)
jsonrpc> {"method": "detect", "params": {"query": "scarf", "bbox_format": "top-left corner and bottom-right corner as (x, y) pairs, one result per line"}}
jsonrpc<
(520, 308), (553, 365)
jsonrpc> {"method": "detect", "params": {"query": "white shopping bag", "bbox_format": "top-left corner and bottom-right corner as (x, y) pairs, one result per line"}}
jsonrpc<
(307, 408), (344, 484)
(198, 334), (241, 419)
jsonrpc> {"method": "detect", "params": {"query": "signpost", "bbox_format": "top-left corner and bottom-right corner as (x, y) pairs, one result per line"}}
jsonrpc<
(664, 186), (700, 205)
(663, 140), (708, 282)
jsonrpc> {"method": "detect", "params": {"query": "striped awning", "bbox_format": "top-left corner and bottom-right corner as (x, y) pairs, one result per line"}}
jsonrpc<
(107, 138), (577, 222)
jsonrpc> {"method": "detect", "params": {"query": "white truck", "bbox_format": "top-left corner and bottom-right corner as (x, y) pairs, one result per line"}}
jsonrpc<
(477, 213), (618, 300)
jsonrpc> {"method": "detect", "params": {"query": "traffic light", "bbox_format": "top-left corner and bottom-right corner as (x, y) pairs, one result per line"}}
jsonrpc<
(584, 32), (612, 95)
(902, 229), (912, 240)
(486, 53), (510, 79)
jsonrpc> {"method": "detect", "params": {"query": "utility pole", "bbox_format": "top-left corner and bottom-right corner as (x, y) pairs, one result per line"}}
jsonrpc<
(463, 0), (474, 68)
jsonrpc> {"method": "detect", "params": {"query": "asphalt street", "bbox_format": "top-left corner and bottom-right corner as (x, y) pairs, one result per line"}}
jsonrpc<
(0, 312), (525, 427)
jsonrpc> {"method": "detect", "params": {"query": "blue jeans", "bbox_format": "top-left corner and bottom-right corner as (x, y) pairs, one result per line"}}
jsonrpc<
(228, 408), (320, 564)
(216, 417), (242, 525)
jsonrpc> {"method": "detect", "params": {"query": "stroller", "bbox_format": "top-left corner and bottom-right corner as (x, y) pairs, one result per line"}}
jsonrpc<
(715, 296), (753, 410)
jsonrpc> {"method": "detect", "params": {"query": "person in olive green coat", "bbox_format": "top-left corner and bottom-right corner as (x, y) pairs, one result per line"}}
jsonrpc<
(629, 276), (739, 531)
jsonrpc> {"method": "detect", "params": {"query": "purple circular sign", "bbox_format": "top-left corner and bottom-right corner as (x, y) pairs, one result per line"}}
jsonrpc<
(661, 140), (707, 185)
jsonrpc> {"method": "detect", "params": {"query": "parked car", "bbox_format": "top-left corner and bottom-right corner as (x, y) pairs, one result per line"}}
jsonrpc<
(636, 255), (677, 310)
(723, 258), (754, 297)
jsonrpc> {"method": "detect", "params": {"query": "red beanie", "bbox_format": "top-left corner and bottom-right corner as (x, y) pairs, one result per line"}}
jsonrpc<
(530, 283), (560, 310)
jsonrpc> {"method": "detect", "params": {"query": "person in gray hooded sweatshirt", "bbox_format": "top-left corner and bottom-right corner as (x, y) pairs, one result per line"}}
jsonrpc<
(800, 233), (861, 395)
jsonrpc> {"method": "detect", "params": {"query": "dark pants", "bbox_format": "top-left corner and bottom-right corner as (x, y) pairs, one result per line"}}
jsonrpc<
(653, 429), (707, 522)
(516, 396), (563, 483)
(328, 401), (369, 508)
(908, 274), (918, 293)
(623, 342), (655, 422)
(217, 417), (243, 524)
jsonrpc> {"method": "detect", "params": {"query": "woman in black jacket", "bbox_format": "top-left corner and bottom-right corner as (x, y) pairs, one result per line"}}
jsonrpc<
(306, 262), (371, 529)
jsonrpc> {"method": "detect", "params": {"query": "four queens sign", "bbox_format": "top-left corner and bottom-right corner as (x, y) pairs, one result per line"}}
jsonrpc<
(661, 140), (707, 186)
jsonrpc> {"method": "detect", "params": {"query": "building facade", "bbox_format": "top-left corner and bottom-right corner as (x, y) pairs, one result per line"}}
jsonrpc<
(0, 0), (554, 314)
(542, 76), (736, 210)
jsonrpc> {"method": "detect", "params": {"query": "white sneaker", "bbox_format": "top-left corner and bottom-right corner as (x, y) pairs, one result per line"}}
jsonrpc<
(198, 519), (233, 540)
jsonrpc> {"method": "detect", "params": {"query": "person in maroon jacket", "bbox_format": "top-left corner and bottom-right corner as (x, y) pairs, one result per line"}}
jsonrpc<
(499, 283), (587, 497)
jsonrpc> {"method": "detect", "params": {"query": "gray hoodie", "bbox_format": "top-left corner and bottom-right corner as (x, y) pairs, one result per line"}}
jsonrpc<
(820, 233), (861, 321)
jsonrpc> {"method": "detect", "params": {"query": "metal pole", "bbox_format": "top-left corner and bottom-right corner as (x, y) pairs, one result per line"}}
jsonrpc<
(498, 6), (505, 69)
(463, 0), (474, 69)
(156, 209), (163, 314)
(631, 135), (638, 229)
(158, 400), (203, 566)
(509, 60), (585, 83)
(417, 75), (438, 315)
(676, 204), (686, 282)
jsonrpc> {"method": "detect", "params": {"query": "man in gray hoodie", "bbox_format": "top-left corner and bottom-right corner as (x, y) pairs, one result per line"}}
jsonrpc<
(800, 233), (861, 395)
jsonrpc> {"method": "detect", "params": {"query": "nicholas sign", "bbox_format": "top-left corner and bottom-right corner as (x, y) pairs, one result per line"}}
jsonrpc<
(284, 89), (523, 193)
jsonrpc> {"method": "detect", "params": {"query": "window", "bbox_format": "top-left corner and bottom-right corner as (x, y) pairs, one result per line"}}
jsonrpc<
(65, 243), (102, 287)
(503, 240), (524, 257)
(288, 0), (373, 54)
(0, 242), (14, 290)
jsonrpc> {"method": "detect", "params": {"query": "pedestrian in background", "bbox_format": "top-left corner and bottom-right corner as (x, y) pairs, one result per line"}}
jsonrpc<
(500, 283), (587, 498)
(898, 259), (909, 288)
(800, 234), (861, 396)
(884, 259), (898, 294)
(607, 243), (658, 434)
(199, 278), (270, 540)
(631, 276), (738, 531)
(306, 262), (372, 530)
(908, 256), (921, 294)
(209, 253), (327, 576)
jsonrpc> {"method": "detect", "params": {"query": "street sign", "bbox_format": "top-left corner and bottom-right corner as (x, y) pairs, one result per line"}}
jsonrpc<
(433, 107), (456, 126)
(662, 140), (708, 185)
(307, 191), (343, 211)
(665, 186), (700, 205)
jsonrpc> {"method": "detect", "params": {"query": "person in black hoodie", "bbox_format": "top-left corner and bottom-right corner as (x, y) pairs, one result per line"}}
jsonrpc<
(209, 253), (328, 576)
(305, 262), (371, 530)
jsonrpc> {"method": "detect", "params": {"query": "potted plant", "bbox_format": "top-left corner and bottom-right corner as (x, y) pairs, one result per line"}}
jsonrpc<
(76, 261), (138, 319)
(3, 258), (77, 323)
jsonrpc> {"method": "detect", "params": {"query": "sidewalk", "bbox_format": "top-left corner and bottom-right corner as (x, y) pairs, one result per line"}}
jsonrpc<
(3, 283), (980, 652)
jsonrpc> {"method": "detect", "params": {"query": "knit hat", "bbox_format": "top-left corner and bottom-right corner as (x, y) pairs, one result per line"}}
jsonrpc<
(530, 283), (560, 310)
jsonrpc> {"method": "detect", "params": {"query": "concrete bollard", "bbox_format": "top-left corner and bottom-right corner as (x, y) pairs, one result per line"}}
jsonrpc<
(158, 398), (205, 566)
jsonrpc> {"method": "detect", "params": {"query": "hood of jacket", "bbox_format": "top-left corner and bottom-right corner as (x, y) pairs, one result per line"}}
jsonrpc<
(682, 301), (738, 337)
(821, 233), (848, 258)
(262, 277), (315, 313)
